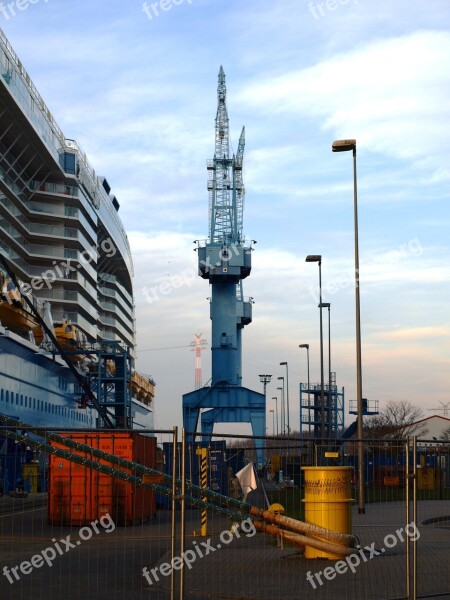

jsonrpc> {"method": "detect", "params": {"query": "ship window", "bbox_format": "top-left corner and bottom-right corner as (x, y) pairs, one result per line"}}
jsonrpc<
(24, 396), (27, 407)
(33, 398), (36, 410)
(20, 395), (23, 406)
(60, 152), (76, 175)
(3, 390), (6, 403)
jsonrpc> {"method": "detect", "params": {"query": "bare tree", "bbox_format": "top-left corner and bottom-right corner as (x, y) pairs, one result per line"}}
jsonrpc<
(440, 425), (450, 442)
(363, 400), (427, 440)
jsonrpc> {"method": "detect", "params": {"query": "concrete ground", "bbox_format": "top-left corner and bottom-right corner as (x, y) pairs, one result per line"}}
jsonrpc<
(0, 492), (449, 599)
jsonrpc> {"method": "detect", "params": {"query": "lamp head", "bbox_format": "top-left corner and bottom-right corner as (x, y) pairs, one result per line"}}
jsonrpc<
(332, 139), (356, 152)
(305, 255), (322, 263)
(299, 344), (309, 349)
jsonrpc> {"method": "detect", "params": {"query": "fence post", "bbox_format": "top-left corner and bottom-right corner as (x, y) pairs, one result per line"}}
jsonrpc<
(406, 437), (410, 600)
(179, 428), (187, 600)
(412, 435), (417, 600)
(170, 426), (179, 600)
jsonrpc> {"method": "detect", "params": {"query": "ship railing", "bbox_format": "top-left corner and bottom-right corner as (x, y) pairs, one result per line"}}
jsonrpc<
(0, 28), (66, 161)
(98, 313), (134, 341)
(0, 193), (81, 240)
(0, 27), (132, 275)
(29, 180), (78, 197)
(98, 274), (134, 307)
(63, 138), (133, 274)
(25, 199), (79, 219)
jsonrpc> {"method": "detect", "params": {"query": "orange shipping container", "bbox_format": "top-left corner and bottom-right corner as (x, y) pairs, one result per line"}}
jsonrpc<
(48, 432), (157, 526)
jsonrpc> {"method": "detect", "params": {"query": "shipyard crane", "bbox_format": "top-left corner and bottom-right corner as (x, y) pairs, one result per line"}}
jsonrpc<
(183, 67), (265, 464)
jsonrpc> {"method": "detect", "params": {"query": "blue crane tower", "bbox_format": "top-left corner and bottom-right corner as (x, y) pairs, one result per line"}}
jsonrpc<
(182, 67), (265, 464)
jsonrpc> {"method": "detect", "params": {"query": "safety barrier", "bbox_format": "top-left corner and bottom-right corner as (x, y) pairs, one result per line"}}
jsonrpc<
(0, 418), (449, 600)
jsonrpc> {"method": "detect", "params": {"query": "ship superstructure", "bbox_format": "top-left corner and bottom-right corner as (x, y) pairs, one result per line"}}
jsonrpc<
(0, 28), (154, 435)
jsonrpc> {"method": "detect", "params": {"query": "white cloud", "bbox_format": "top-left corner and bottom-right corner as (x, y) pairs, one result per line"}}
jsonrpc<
(238, 31), (450, 169)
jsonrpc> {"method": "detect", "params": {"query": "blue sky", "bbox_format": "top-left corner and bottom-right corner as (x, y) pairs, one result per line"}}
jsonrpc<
(2, 0), (450, 433)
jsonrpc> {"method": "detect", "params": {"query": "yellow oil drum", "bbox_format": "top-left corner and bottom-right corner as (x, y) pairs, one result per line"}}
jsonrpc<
(302, 466), (353, 559)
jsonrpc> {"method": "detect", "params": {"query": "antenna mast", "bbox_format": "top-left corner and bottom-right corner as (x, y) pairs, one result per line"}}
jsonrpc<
(191, 333), (207, 390)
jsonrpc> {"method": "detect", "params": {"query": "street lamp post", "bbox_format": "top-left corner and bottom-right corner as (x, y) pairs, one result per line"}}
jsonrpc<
(259, 375), (272, 458)
(277, 388), (283, 435)
(299, 344), (311, 435)
(272, 396), (279, 436)
(305, 255), (325, 440)
(299, 344), (310, 391)
(277, 377), (285, 434)
(280, 362), (290, 435)
(269, 409), (275, 436)
(319, 303), (331, 435)
(332, 138), (364, 514)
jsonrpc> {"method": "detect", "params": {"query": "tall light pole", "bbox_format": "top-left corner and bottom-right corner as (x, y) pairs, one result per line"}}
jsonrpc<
(332, 138), (364, 514)
(277, 377), (286, 435)
(305, 255), (325, 440)
(269, 409), (275, 436)
(277, 388), (283, 435)
(299, 343), (311, 437)
(299, 344), (310, 391)
(280, 362), (290, 435)
(259, 374), (272, 404)
(272, 396), (279, 436)
(319, 302), (331, 435)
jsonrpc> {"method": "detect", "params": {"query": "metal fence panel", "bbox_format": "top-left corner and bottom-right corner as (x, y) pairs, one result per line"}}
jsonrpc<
(1, 428), (449, 599)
